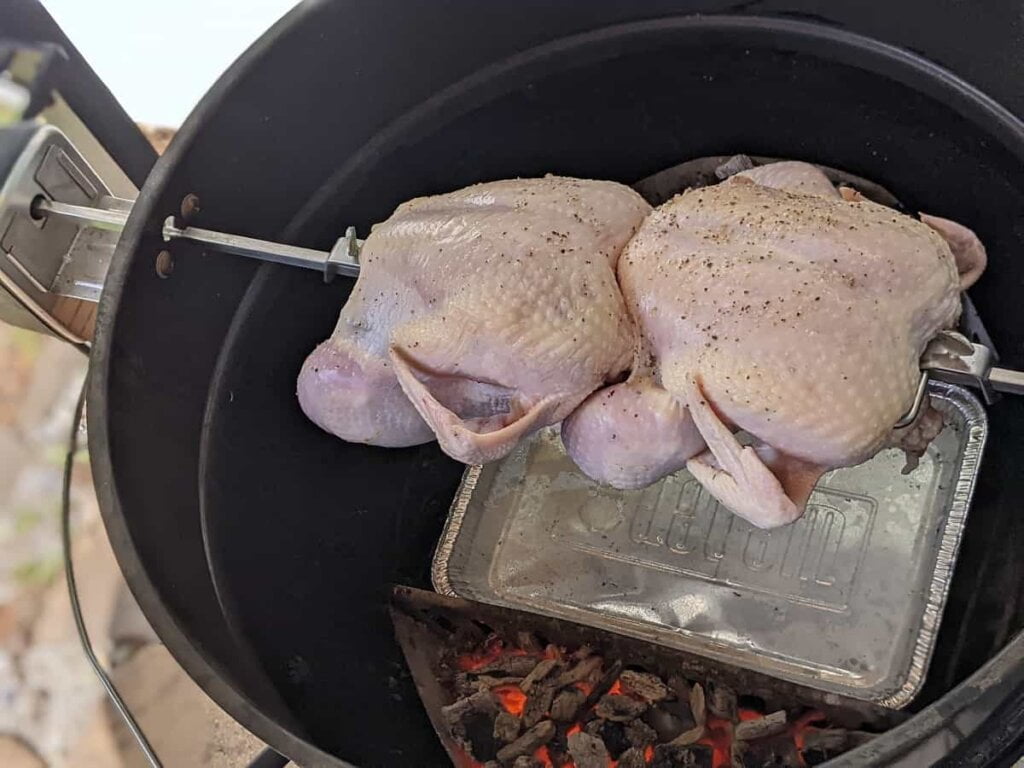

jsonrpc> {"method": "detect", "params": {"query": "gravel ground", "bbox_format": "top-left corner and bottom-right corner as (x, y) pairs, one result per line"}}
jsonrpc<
(0, 325), (266, 767)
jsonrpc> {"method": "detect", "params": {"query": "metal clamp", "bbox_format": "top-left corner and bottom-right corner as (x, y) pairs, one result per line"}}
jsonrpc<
(896, 330), (1024, 427)
(323, 226), (359, 283)
(922, 331), (1000, 403)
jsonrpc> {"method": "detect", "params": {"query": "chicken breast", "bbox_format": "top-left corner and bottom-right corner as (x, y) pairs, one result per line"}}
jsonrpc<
(298, 176), (650, 463)
(563, 163), (986, 528)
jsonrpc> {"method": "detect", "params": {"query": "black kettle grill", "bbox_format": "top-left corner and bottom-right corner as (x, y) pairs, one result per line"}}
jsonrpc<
(4, 1), (1024, 766)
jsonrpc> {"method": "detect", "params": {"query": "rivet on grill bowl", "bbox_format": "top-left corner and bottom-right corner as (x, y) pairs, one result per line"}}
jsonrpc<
(180, 193), (201, 221)
(155, 250), (174, 278)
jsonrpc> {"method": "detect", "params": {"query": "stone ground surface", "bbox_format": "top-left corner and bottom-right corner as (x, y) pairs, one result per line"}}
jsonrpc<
(0, 324), (268, 767)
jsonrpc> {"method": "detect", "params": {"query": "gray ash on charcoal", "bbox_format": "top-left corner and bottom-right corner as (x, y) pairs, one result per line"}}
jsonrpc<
(494, 711), (522, 743)
(735, 711), (787, 741)
(595, 693), (648, 722)
(496, 721), (556, 764)
(550, 687), (587, 721)
(617, 747), (649, 768)
(620, 670), (673, 703)
(441, 689), (501, 762)
(435, 630), (882, 767)
(584, 719), (630, 757)
(567, 731), (611, 768)
(523, 683), (556, 729)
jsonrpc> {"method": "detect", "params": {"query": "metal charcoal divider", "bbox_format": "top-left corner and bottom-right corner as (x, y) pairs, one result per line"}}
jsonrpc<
(390, 586), (905, 767)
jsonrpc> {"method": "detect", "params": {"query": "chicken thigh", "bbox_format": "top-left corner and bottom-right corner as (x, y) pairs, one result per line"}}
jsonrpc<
(298, 176), (650, 463)
(564, 162), (986, 528)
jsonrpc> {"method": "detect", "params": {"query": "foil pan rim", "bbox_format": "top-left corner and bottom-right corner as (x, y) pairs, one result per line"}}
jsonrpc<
(431, 463), (481, 598)
(879, 380), (988, 707)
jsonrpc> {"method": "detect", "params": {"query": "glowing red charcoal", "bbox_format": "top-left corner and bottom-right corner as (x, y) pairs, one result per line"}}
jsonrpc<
(457, 636), (506, 671)
(792, 710), (828, 752)
(534, 745), (555, 768)
(698, 716), (735, 768)
(453, 744), (485, 768)
(491, 684), (527, 717)
(442, 631), (851, 768)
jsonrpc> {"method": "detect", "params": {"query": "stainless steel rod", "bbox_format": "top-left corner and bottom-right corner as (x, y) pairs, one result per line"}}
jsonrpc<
(894, 371), (929, 428)
(990, 366), (1024, 396)
(35, 197), (129, 230)
(35, 197), (362, 276)
(162, 222), (330, 272)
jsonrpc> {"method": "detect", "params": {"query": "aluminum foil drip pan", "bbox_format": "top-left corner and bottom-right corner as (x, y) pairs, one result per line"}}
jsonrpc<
(432, 381), (987, 708)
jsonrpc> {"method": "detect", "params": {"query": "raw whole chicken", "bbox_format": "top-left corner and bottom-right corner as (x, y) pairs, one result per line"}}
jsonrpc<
(563, 161), (987, 528)
(297, 176), (650, 463)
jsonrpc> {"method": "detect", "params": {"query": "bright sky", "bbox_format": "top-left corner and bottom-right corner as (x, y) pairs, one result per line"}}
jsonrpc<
(42, 0), (299, 127)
